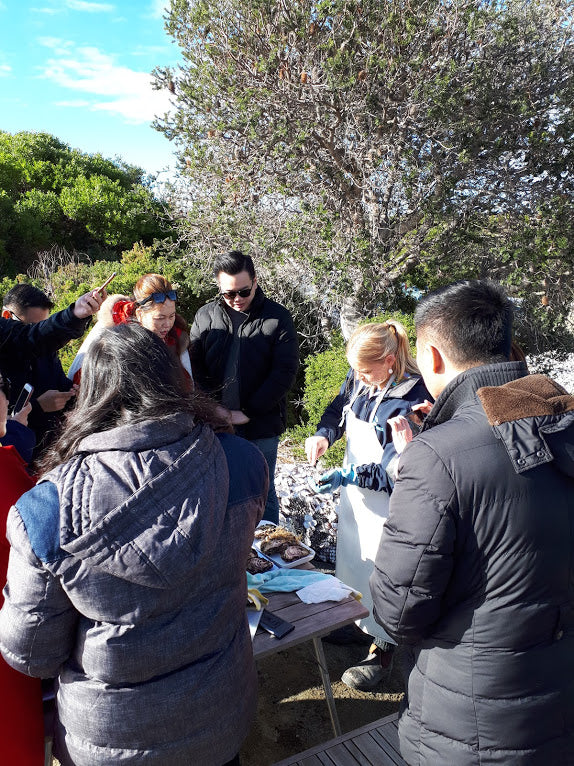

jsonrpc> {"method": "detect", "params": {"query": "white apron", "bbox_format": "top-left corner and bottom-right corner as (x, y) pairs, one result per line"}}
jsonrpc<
(335, 385), (394, 643)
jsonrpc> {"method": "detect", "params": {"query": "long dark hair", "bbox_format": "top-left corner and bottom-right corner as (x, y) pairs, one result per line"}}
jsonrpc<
(39, 323), (230, 473)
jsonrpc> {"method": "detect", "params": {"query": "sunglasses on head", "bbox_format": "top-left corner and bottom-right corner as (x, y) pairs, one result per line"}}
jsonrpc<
(220, 282), (253, 300)
(137, 290), (177, 307)
(0, 376), (10, 399)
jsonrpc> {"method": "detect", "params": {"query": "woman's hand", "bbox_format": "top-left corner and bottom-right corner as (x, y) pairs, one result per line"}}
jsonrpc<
(305, 435), (329, 466)
(388, 415), (413, 455)
(37, 389), (76, 413)
(214, 407), (250, 426)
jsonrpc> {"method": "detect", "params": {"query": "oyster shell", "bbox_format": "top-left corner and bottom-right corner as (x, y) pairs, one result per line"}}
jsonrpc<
(246, 548), (273, 574)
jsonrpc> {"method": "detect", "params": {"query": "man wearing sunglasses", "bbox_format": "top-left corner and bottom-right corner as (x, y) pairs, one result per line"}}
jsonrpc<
(190, 250), (299, 523)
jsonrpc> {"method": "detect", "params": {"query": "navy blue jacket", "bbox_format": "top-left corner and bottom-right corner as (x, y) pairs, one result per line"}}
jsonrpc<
(0, 304), (89, 455)
(2, 421), (35, 466)
(315, 369), (430, 492)
(0, 304), (89, 361)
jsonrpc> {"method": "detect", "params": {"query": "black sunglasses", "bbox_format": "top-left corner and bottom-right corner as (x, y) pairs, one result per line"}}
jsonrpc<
(137, 290), (177, 307)
(220, 281), (254, 300)
(0, 376), (11, 399)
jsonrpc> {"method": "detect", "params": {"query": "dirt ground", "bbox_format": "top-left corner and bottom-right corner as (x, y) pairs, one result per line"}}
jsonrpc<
(240, 636), (405, 766)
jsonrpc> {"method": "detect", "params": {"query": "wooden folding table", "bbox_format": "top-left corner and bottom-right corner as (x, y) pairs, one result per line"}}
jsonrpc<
(252, 588), (369, 736)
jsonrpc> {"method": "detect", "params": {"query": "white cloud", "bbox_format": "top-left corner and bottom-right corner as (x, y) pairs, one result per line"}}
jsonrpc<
(64, 0), (115, 11)
(38, 37), (71, 54)
(0, 63), (11, 77)
(39, 40), (173, 123)
(31, 6), (64, 14)
(56, 99), (92, 107)
(149, 0), (168, 19)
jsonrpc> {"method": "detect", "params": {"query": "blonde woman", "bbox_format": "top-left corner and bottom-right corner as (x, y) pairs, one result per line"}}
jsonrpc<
(305, 320), (431, 691)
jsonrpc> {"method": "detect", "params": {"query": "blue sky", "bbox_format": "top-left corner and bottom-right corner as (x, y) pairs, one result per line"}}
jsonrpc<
(0, 0), (181, 177)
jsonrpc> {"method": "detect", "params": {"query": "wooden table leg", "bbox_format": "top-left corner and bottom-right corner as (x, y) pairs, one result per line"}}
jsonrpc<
(311, 636), (342, 737)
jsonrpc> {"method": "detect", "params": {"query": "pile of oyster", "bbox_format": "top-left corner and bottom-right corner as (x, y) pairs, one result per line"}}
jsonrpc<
(254, 524), (309, 564)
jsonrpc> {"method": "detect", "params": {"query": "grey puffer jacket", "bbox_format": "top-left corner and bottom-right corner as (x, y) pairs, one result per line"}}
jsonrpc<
(370, 364), (574, 765)
(0, 414), (268, 766)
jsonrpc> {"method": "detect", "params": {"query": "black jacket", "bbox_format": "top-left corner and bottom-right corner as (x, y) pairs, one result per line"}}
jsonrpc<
(0, 305), (88, 455)
(189, 287), (299, 440)
(0, 305), (89, 362)
(370, 363), (574, 765)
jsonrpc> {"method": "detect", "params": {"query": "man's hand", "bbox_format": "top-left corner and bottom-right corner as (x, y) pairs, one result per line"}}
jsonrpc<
(73, 289), (105, 319)
(10, 401), (32, 427)
(305, 435), (329, 466)
(214, 407), (250, 426)
(229, 409), (250, 425)
(37, 389), (76, 413)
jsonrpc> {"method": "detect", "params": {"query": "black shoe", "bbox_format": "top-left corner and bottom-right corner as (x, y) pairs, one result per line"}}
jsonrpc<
(341, 645), (395, 691)
(323, 624), (372, 646)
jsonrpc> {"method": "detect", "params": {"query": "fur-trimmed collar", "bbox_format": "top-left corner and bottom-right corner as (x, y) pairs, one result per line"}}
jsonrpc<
(478, 374), (574, 426)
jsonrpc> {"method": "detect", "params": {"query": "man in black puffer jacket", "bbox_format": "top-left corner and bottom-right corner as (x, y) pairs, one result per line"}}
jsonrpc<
(189, 251), (299, 523)
(370, 280), (574, 765)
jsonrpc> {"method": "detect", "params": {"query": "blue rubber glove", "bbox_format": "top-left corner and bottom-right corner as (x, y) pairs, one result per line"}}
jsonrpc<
(316, 465), (356, 493)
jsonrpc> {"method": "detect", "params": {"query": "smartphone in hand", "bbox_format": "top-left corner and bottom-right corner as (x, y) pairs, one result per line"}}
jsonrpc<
(12, 383), (34, 414)
(97, 272), (117, 295)
(405, 410), (424, 437)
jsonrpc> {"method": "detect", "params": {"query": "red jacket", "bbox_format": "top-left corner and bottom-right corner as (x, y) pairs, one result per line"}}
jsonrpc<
(0, 446), (44, 765)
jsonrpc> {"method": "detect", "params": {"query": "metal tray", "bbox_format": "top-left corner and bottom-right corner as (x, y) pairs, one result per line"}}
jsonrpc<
(253, 521), (315, 569)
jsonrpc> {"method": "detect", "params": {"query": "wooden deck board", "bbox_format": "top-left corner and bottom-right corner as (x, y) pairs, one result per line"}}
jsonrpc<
(272, 713), (406, 766)
(297, 756), (326, 766)
(315, 752), (336, 766)
(350, 731), (400, 765)
(323, 742), (363, 766)
(370, 726), (405, 764)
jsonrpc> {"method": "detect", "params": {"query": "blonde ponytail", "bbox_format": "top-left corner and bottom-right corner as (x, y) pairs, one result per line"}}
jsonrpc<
(346, 320), (419, 383)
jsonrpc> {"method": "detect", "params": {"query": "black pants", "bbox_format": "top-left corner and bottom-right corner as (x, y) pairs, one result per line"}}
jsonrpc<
(224, 756), (240, 766)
